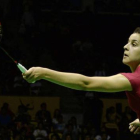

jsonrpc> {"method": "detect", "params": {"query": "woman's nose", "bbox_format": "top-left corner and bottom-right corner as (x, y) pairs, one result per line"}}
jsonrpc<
(124, 44), (129, 50)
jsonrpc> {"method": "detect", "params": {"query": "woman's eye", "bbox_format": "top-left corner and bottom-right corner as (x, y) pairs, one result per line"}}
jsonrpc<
(132, 43), (136, 46)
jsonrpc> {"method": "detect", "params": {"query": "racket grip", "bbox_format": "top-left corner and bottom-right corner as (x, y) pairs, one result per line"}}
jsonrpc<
(17, 63), (35, 83)
(17, 63), (27, 73)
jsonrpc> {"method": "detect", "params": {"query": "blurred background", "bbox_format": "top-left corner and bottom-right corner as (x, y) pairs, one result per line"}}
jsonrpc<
(0, 0), (140, 139)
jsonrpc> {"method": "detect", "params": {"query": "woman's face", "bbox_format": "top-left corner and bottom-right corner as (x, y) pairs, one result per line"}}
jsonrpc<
(123, 33), (140, 70)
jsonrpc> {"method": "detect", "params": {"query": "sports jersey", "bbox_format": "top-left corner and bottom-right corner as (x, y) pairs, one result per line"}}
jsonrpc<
(121, 66), (140, 119)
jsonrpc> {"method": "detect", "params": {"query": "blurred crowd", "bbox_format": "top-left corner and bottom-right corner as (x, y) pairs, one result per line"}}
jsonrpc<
(0, 101), (139, 140)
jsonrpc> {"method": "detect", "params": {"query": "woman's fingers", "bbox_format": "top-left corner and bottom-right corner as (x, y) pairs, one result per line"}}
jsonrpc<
(129, 124), (140, 134)
(130, 125), (137, 132)
(134, 127), (140, 134)
(129, 125), (133, 129)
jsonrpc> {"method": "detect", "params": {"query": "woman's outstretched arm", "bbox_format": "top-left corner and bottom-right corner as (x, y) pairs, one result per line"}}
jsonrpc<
(23, 67), (132, 92)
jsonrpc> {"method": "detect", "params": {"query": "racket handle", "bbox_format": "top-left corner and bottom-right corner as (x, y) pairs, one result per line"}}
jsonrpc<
(17, 63), (35, 83)
(17, 63), (27, 73)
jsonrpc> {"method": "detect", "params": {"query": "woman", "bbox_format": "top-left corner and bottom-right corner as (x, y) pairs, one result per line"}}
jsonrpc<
(23, 27), (140, 134)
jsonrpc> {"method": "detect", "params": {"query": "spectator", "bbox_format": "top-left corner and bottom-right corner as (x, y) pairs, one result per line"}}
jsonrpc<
(69, 116), (80, 136)
(35, 102), (52, 132)
(0, 106), (12, 126)
(52, 109), (62, 125)
(30, 81), (42, 95)
(33, 122), (48, 140)
(19, 99), (34, 114)
(1, 102), (15, 120)
(89, 127), (98, 140)
(94, 63), (107, 76)
(80, 38), (94, 59)
(14, 104), (31, 124)
(53, 115), (65, 133)
(94, 127), (111, 140)
(119, 106), (135, 139)
(49, 133), (61, 140)
(83, 133), (91, 140)
(104, 106), (120, 140)
(101, 131), (111, 140)
(0, 126), (11, 139)
(18, 23), (26, 36)
(122, 106), (135, 122)
(62, 123), (78, 140)
(13, 73), (26, 95)
(14, 127), (28, 140)
(21, 4), (35, 38)
(83, 92), (103, 132)
(106, 106), (121, 124)
(63, 133), (72, 140)
(94, 135), (102, 140)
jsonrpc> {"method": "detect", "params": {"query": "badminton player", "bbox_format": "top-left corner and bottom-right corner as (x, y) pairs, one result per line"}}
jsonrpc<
(23, 27), (140, 134)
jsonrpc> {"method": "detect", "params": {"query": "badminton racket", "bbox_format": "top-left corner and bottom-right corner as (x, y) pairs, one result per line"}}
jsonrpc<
(0, 47), (35, 83)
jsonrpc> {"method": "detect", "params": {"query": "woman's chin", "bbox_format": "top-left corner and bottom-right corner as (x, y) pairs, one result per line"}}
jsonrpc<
(122, 60), (130, 66)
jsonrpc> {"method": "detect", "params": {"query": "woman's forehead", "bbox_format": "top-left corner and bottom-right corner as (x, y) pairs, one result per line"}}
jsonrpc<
(129, 33), (140, 41)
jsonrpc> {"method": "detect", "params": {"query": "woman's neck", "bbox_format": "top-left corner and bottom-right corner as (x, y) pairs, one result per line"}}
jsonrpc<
(130, 64), (140, 72)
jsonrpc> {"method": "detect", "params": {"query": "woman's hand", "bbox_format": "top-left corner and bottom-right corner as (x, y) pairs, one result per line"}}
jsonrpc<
(129, 119), (140, 134)
(23, 67), (43, 83)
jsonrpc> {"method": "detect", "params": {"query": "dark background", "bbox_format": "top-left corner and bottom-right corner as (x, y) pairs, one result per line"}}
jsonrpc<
(0, 0), (139, 97)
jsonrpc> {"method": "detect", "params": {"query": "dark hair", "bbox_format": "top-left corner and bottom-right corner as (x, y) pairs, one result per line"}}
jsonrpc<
(41, 102), (46, 107)
(134, 27), (140, 34)
(53, 109), (61, 118)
